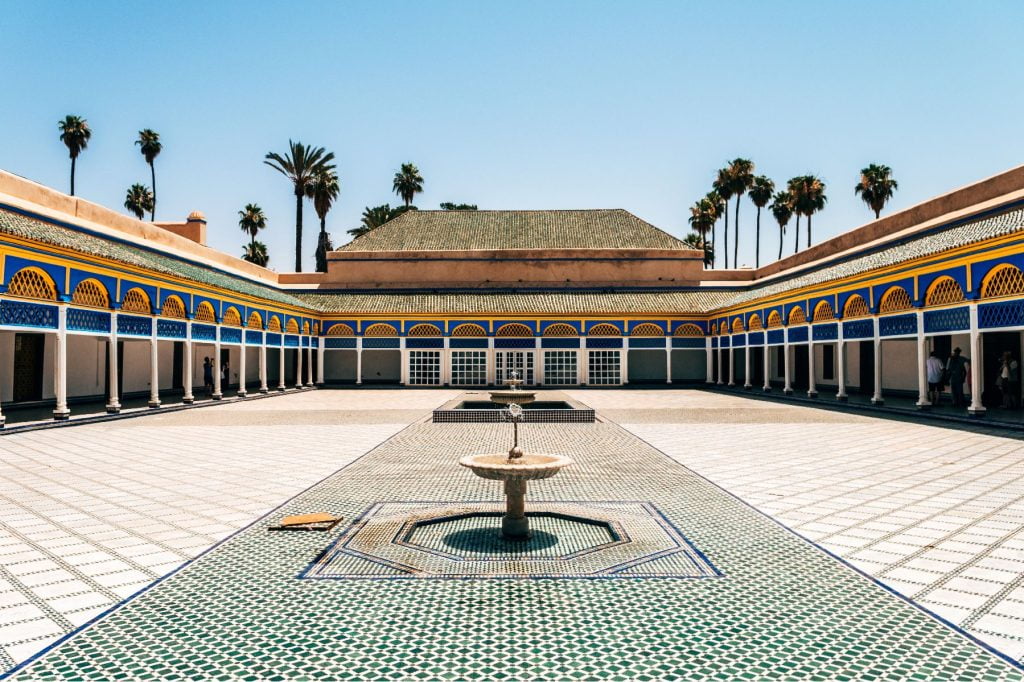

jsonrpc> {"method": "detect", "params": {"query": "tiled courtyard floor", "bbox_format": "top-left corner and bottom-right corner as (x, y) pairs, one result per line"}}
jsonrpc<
(1, 389), (1022, 679)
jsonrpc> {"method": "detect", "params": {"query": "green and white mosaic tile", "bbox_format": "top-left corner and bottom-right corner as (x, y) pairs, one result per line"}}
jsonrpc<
(10, 420), (1023, 680)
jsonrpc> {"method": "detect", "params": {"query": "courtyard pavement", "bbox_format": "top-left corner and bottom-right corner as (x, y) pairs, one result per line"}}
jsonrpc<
(0, 389), (1021, 679)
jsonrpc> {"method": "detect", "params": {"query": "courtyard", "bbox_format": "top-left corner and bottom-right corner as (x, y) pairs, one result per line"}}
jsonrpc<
(0, 389), (1021, 679)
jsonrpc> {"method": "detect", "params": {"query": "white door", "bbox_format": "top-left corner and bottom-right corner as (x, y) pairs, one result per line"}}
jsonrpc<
(495, 351), (535, 385)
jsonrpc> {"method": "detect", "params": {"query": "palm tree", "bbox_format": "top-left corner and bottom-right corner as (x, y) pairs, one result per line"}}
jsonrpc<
(135, 129), (162, 220)
(264, 140), (336, 272)
(348, 204), (399, 238)
(124, 184), (154, 220)
(748, 175), (774, 269)
(712, 170), (734, 268)
(311, 168), (341, 273)
(238, 203), (267, 248)
(787, 177), (805, 255)
(393, 163), (424, 207)
(802, 175), (827, 248)
(855, 164), (898, 219)
(242, 240), (269, 267)
(687, 199), (717, 268)
(58, 115), (91, 196)
(726, 158), (755, 268)
(770, 191), (793, 261)
(704, 191), (723, 269)
(682, 232), (714, 268)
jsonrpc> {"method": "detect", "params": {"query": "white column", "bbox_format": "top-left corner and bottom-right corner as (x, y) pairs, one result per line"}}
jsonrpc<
(356, 337), (363, 385)
(316, 337), (325, 385)
(487, 337), (495, 386)
(536, 345), (545, 386)
(442, 338), (451, 386)
(915, 310), (930, 408)
(399, 338), (408, 386)
(580, 338), (589, 385)
(212, 332), (223, 400)
(294, 338), (303, 389)
(783, 338), (793, 394)
(237, 333), (247, 397)
(148, 318), (161, 408)
(705, 337), (713, 383)
(872, 319), (884, 404)
(306, 345), (314, 386)
(762, 342), (771, 391)
(743, 338), (752, 389)
(666, 345), (672, 385)
(728, 346), (735, 386)
(807, 340), (817, 397)
(277, 342), (286, 391)
(53, 306), (70, 420)
(716, 345), (723, 385)
(182, 320), (194, 404)
(836, 328), (847, 401)
(620, 344), (628, 385)
(107, 312), (121, 413)
(259, 337), (269, 393)
(969, 302), (985, 415)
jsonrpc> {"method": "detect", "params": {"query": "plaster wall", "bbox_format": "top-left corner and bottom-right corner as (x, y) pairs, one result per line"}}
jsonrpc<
(671, 349), (707, 382)
(880, 339), (918, 392)
(66, 335), (105, 398)
(324, 350), (358, 383)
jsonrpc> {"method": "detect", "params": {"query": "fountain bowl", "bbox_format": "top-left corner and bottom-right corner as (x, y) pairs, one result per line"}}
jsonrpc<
(459, 453), (573, 481)
(488, 390), (537, 406)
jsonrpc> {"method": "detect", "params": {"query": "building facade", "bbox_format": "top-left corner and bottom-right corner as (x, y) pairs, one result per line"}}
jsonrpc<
(2, 166), (1024, 425)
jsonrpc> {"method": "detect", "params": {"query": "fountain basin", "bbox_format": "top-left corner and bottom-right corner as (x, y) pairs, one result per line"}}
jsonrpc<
(459, 453), (573, 481)
(487, 390), (538, 406)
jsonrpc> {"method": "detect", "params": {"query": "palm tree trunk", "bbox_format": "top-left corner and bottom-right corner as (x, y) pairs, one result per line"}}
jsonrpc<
(722, 204), (729, 269)
(778, 226), (783, 260)
(733, 195), (740, 269)
(794, 215), (801, 255)
(807, 214), (812, 249)
(150, 161), (156, 221)
(710, 222), (716, 269)
(70, 156), (76, 196)
(755, 207), (761, 269)
(295, 192), (303, 272)
(875, 208), (880, 219)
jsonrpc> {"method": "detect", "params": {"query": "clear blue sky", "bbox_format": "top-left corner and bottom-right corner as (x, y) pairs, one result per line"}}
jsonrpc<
(3, 1), (1023, 272)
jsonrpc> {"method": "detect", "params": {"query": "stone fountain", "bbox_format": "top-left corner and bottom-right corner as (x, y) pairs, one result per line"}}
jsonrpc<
(459, 402), (573, 540)
(488, 370), (537, 407)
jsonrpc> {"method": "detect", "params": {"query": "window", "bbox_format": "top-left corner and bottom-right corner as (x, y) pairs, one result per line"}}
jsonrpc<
(544, 351), (578, 385)
(588, 350), (621, 385)
(495, 351), (534, 385)
(408, 351), (441, 385)
(451, 351), (487, 386)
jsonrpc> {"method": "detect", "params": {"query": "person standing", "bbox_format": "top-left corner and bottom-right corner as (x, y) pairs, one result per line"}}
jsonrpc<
(999, 351), (1019, 408)
(926, 351), (944, 406)
(222, 360), (230, 391)
(203, 357), (213, 395)
(947, 347), (969, 408)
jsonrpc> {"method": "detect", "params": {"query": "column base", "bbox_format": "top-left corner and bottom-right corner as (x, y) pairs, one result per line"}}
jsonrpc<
(762, 386), (771, 393)
(182, 397), (194, 405)
(52, 409), (71, 421)
(743, 384), (752, 390)
(259, 387), (269, 394)
(106, 403), (121, 414)
(915, 401), (932, 411)
(783, 388), (793, 395)
(836, 394), (848, 402)
(277, 386), (286, 392)
(0, 417), (5, 428)
(807, 391), (818, 399)
(237, 391), (247, 398)
(211, 393), (223, 401)
(148, 400), (161, 409)
(870, 397), (884, 406)
(967, 406), (987, 417)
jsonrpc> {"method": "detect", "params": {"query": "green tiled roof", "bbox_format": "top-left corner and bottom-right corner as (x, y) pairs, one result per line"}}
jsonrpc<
(337, 209), (689, 251)
(0, 208), (309, 308)
(727, 206), (1024, 307)
(298, 290), (731, 315)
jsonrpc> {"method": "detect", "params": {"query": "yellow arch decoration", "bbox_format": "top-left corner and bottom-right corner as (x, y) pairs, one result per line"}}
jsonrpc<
(631, 323), (664, 337)
(788, 307), (806, 325)
(222, 306), (242, 327)
(543, 323), (577, 337)
(326, 323), (355, 336)
(878, 286), (912, 314)
(6, 267), (58, 301)
(364, 323), (398, 337)
(161, 295), (186, 319)
(71, 278), (109, 308)
(495, 323), (533, 337)
(731, 318), (745, 334)
(843, 295), (869, 319)
(302, 321), (310, 335)
(451, 323), (486, 337)
(194, 301), (216, 323)
(812, 301), (835, 322)
(673, 323), (703, 337)
(407, 323), (442, 337)
(747, 314), (763, 331)
(588, 323), (620, 337)
(121, 287), (151, 314)
(266, 315), (282, 332)
(980, 264), (1024, 300)
(246, 311), (263, 329)
(924, 277), (964, 307)
(766, 311), (783, 329)
(285, 318), (299, 334)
